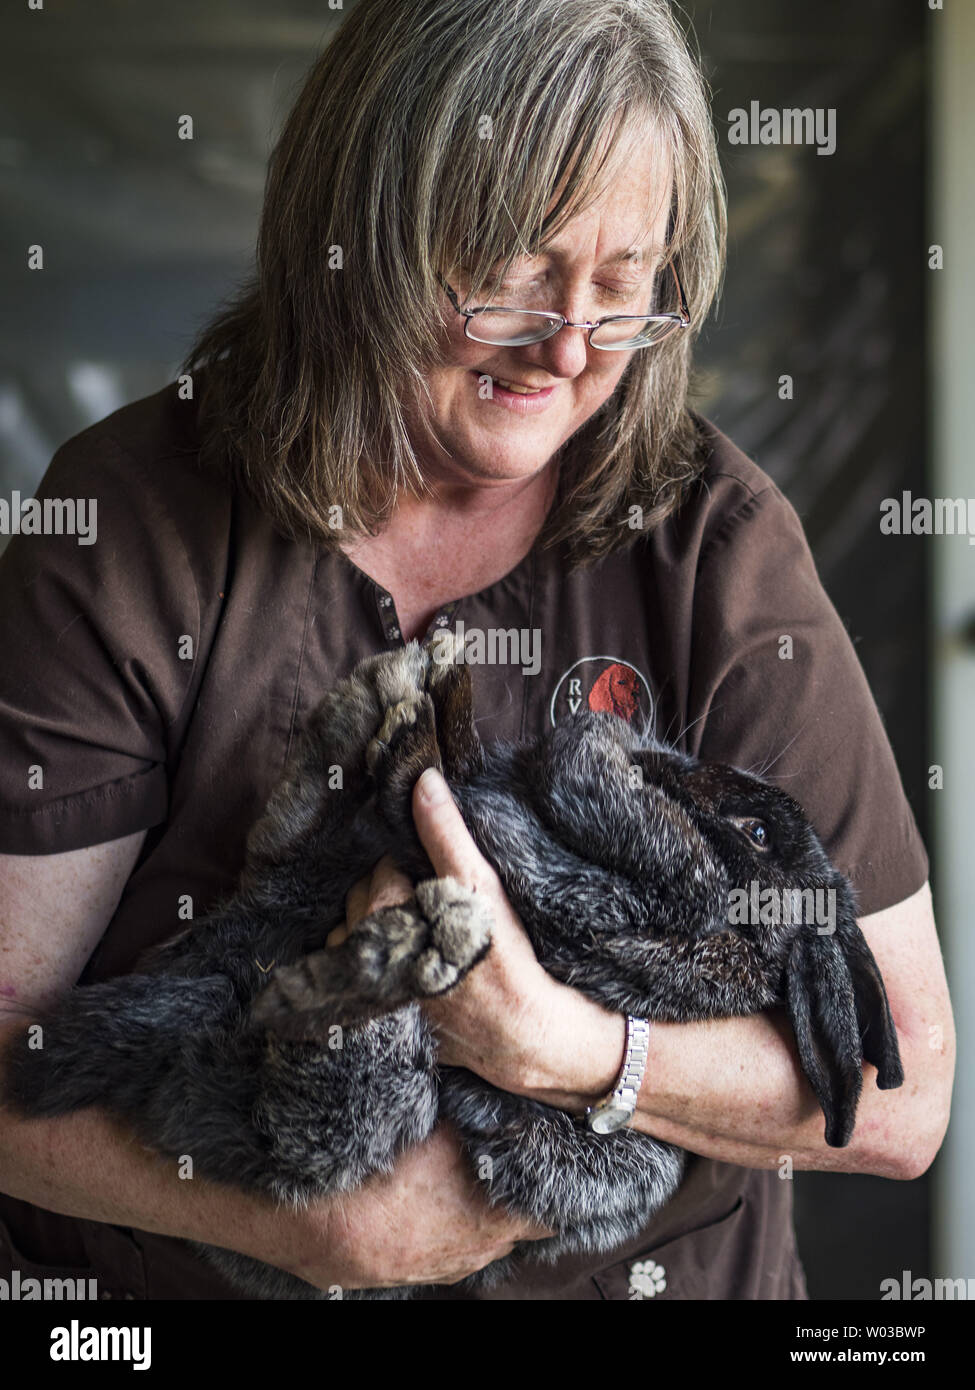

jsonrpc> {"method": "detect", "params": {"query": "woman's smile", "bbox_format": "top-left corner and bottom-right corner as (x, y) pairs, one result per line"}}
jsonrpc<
(467, 369), (560, 413)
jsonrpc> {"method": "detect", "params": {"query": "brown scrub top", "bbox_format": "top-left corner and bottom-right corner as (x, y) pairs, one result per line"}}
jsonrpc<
(0, 379), (928, 1300)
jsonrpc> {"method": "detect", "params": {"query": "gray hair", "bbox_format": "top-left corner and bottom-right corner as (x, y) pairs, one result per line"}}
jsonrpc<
(185, 0), (727, 565)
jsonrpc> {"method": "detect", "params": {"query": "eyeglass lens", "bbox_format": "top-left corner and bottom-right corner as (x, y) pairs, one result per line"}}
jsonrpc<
(466, 312), (678, 349)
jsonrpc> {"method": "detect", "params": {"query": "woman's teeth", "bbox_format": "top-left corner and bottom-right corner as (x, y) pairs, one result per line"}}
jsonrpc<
(493, 377), (542, 394)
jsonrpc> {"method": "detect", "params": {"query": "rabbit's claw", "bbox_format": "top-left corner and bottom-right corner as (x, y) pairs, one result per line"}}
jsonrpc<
(365, 689), (436, 777)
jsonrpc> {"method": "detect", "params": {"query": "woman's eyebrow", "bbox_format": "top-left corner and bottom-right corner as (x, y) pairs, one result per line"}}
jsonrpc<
(603, 248), (662, 274)
(606, 243), (666, 264)
(531, 241), (666, 269)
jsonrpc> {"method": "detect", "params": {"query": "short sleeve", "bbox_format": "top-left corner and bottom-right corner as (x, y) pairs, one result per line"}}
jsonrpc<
(0, 432), (201, 853)
(685, 482), (929, 918)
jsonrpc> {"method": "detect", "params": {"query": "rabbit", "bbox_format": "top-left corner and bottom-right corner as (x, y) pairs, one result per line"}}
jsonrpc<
(2, 634), (904, 1300)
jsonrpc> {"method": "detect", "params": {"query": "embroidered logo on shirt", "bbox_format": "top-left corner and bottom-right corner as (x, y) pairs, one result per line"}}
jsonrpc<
(627, 1259), (667, 1299)
(549, 655), (653, 728)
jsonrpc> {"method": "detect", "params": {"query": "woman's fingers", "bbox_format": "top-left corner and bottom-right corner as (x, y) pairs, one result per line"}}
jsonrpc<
(332, 853), (414, 946)
(368, 854), (414, 908)
(342, 874), (373, 934)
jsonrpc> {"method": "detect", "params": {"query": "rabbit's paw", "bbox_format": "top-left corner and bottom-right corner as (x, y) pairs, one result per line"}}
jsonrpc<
(339, 875), (493, 1001)
(244, 644), (431, 868)
(307, 641), (430, 772)
(365, 680), (443, 838)
(365, 689), (435, 776)
(411, 875), (494, 996)
(248, 876), (493, 1036)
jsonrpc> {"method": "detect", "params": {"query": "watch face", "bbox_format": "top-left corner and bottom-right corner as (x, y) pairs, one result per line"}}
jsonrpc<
(590, 1103), (631, 1134)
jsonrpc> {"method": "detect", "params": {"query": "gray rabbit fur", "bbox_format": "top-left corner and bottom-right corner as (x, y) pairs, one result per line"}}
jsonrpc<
(3, 635), (904, 1299)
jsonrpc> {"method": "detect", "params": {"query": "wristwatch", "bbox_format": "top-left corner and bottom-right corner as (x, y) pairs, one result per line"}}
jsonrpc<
(584, 1016), (652, 1134)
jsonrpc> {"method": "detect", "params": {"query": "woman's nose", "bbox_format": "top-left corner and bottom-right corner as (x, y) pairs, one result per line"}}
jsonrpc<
(519, 314), (595, 380)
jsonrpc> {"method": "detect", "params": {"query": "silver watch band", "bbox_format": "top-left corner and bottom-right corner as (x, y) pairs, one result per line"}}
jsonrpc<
(585, 1016), (652, 1134)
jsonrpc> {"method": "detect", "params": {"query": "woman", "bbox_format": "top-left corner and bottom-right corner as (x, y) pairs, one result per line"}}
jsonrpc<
(0, 0), (952, 1301)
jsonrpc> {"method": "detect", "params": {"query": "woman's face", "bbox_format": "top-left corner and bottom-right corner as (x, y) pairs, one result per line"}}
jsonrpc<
(406, 139), (674, 490)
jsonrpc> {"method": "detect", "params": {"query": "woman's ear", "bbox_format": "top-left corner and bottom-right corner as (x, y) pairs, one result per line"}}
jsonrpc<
(785, 915), (904, 1148)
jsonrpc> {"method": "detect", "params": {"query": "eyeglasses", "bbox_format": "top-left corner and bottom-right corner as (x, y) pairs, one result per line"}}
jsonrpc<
(438, 259), (690, 350)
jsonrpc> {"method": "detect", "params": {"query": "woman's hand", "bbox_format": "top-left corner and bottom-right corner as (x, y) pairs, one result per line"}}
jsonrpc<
(279, 1120), (549, 1291)
(340, 768), (628, 1110)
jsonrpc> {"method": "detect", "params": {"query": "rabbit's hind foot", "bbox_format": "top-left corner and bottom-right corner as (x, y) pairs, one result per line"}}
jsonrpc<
(410, 875), (494, 996)
(305, 642), (429, 775)
(247, 875), (494, 1037)
(243, 644), (432, 873)
(366, 684), (443, 842)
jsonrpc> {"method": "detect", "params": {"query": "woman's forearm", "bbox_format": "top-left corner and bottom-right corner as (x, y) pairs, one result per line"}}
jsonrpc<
(0, 1011), (336, 1280)
(505, 982), (921, 1179)
(0, 1011), (551, 1290)
(627, 1011), (867, 1169)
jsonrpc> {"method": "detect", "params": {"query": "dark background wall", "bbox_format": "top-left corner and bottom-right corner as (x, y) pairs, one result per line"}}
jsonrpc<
(686, 0), (929, 1299)
(0, 0), (930, 1298)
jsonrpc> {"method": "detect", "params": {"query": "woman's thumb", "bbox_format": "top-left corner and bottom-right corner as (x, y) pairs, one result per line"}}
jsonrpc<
(412, 766), (484, 885)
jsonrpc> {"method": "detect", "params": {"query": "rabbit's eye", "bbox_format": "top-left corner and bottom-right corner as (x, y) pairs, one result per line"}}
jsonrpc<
(732, 816), (770, 850)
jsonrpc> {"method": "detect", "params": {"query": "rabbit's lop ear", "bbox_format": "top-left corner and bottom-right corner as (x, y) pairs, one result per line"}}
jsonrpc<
(785, 920), (904, 1148)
